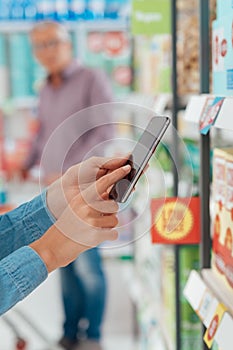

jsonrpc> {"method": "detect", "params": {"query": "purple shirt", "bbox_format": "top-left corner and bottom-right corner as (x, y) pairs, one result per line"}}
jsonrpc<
(24, 60), (113, 176)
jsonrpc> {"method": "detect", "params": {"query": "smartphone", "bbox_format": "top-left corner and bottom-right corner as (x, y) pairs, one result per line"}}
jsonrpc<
(109, 116), (171, 203)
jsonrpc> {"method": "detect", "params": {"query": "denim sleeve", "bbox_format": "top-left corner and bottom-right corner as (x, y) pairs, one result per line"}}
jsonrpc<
(0, 246), (48, 315)
(0, 190), (55, 261)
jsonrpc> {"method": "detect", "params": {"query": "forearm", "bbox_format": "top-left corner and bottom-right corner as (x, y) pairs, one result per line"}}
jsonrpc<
(0, 222), (90, 315)
(0, 191), (54, 260)
(0, 157), (129, 314)
(0, 199), (84, 315)
(0, 246), (48, 315)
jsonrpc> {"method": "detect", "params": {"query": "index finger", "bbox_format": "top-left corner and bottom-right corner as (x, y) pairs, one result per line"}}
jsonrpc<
(96, 164), (131, 196)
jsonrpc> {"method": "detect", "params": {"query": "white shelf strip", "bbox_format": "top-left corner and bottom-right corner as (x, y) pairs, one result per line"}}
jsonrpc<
(215, 97), (233, 130)
(184, 94), (233, 132)
(0, 19), (128, 33)
(184, 269), (233, 350)
(201, 269), (233, 316)
(215, 312), (233, 350)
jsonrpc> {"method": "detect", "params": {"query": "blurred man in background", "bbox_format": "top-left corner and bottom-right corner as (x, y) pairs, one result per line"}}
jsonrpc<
(22, 21), (114, 350)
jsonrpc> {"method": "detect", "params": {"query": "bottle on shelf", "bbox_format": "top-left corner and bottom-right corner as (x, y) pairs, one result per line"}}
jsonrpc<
(36, 0), (55, 20)
(9, 33), (32, 98)
(68, 0), (86, 20)
(104, 0), (120, 19)
(0, 34), (9, 103)
(10, 0), (25, 20)
(24, 0), (38, 21)
(104, 0), (130, 19)
(85, 0), (105, 20)
(55, 0), (69, 21)
(0, 170), (8, 205)
(0, 113), (7, 205)
(0, 0), (11, 20)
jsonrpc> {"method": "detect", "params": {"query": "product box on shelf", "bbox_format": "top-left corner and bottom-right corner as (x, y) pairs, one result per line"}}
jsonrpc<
(150, 197), (201, 245)
(83, 30), (132, 96)
(180, 246), (202, 350)
(0, 34), (9, 103)
(0, 0), (130, 21)
(133, 35), (171, 94)
(9, 34), (32, 98)
(161, 247), (176, 348)
(212, 148), (233, 290)
(216, 0), (233, 19)
(212, 14), (233, 96)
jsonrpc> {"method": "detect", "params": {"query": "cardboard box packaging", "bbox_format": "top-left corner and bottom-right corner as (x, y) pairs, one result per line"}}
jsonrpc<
(212, 15), (233, 96)
(180, 246), (202, 350)
(83, 30), (132, 97)
(217, 0), (233, 19)
(212, 148), (233, 290)
(133, 35), (171, 94)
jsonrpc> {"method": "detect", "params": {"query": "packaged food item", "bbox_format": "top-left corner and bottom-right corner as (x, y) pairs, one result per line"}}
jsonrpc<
(83, 30), (132, 97)
(133, 35), (171, 94)
(177, 0), (199, 95)
(24, 0), (37, 20)
(69, 0), (86, 20)
(180, 246), (202, 350)
(0, 35), (9, 103)
(9, 34), (32, 98)
(36, 0), (55, 20)
(177, 0), (216, 95)
(0, 0), (11, 20)
(10, 0), (24, 20)
(105, 0), (130, 19)
(85, 0), (105, 20)
(212, 148), (233, 290)
(216, 0), (233, 19)
(0, 170), (8, 205)
(161, 247), (176, 347)
(212, 14), (233, 96)
(55, 0), (69, 20)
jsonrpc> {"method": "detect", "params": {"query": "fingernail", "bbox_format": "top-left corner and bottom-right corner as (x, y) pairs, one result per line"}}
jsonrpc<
(122, 164), (131, 172)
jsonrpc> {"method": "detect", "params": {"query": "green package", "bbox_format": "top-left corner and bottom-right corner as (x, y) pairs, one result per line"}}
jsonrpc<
(180, 245), (202, 350)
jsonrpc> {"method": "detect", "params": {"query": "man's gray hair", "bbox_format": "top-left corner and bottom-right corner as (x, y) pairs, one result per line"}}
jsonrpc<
(30, 21), (71, 42)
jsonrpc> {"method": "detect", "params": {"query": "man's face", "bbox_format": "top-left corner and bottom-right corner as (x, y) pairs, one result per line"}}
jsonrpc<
(31, 26), (72, 74)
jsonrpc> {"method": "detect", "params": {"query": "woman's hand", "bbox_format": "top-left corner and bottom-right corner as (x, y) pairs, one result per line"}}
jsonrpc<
(46, 156), (128, 219)
(30, 162), (131, 272)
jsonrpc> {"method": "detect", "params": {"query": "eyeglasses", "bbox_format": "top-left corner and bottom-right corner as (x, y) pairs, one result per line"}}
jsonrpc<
(32, 39), (63, 52)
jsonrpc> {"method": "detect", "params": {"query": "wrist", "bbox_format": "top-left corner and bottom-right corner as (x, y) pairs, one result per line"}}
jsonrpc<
(30, 226), (59, 273)
(29, 224), (85, 273)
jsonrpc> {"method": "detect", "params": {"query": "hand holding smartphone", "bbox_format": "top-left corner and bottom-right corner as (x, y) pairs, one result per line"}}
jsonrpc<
(109, 116), (171, 203)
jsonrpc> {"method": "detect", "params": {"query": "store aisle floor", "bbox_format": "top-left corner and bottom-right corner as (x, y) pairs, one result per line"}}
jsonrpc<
(0, 259), (166, 350)
(0, 260), (139, 350)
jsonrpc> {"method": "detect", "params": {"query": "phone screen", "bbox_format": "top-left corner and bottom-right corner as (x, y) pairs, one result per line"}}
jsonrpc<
(109, 116), (170, 203)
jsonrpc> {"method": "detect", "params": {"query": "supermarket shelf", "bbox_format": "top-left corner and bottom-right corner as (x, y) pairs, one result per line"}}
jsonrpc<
(77, 18), (129, 31)
(184, 95), (208, 124)
(184, 269), (233, 350)
(0, 97), (38, 110)
(201, 269), (233, 316)
(11, 97), (38, 109)
(0, 19), (128, 33)
(0, 20), (34, 32)
(184, 94), (233, 131)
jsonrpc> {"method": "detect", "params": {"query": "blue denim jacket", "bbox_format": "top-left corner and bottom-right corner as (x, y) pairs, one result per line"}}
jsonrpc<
(0, 191), (54, 315)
